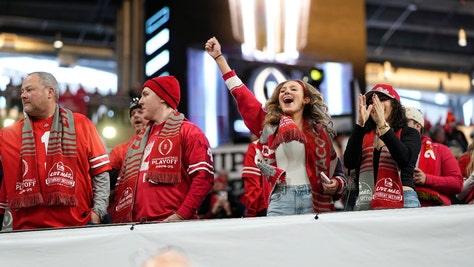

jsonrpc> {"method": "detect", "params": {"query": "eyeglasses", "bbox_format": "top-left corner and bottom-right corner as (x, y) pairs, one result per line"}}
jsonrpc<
(130, 97), (140, 105)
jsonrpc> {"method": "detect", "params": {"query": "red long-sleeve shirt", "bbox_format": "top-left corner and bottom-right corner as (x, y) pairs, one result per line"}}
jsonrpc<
(417, 136), (463, 206)
(131, 120), (214, 221)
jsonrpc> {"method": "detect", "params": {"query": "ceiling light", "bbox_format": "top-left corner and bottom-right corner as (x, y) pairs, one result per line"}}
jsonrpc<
(383, 61), (393, 79)
(458, 28), (467, 47)
(228, 0), (311, 62)
(53, 33), (63, 49)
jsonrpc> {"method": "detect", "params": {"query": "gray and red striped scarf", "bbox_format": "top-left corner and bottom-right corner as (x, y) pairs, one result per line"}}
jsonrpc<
(11, 106), (77, 209)
(112, 111), (184, 223)
(355, 130), (404, 210)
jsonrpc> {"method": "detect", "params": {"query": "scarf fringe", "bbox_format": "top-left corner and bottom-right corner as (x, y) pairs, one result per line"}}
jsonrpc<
(44, 192), (78, 206)
(112, 111), (184, 223)
(147, 173), (181, 184)
(270, 127), (305, 150)
(10, 194), (44, 209)
(14, 106), (78, 209)
(417, 190), (443, 206)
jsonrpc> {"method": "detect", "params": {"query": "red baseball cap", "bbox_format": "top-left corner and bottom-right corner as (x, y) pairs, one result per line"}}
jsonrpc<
(365, 84), (400, 103)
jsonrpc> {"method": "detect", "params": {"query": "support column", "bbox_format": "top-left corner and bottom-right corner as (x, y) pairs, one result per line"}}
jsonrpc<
(116, 0), (145, 97)
(304, 0), (366, 91)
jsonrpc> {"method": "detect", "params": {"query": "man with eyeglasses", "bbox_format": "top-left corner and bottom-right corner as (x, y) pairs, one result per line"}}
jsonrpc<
(405, 107), (463, 206)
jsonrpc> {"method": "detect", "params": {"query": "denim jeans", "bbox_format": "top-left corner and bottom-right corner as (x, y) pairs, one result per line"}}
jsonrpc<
(267, 184), (313, 216)
(403, 190), (421, 208)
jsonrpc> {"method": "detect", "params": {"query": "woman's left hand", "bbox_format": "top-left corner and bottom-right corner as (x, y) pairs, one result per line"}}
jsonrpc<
(322, 179), (338, 195)
(369, 93), (386, 126)
(205, 37), (222, 59)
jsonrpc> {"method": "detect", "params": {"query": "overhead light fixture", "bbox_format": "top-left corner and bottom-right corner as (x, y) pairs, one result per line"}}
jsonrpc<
(228, 0), (311, 62)
(383, 61), (393, 79)
(53, 33), (63, 49)
(458, 28), (467, 47)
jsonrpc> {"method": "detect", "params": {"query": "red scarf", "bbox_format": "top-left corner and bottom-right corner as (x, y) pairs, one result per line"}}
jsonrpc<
(357, 130), (404, 210)
(270, 115), (306, 150)
(258, 116), (337, 212)
(11, 107), (78, 209)
(113, 111), (184, 223)
(307, 124), (338, 213)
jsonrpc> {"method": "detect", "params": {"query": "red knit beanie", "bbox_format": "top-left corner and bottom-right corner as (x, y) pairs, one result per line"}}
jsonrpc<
(142, 75), (181, 109)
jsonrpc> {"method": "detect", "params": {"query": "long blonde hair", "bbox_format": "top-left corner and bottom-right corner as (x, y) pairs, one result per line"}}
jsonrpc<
(263, 80), (335, 137)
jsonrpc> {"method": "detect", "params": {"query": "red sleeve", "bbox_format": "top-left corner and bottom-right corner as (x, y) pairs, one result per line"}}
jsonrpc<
(425, 144), (463, 195)
(0, 129), (7, 214)
(458, 152), (471, 177)
(223, 70), (266, 137)
(242, 141), (271, 217)
(242, 142), (264, 217)
(176, 121), (214, 219)
(76, 114), (111, 176)
(109, 142), (129, 170)
(0, 178), (6, 215)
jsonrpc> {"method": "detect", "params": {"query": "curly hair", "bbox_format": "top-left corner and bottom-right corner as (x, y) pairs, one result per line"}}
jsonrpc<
(363, 97), (408, 133)
(263, 80), (336, 137)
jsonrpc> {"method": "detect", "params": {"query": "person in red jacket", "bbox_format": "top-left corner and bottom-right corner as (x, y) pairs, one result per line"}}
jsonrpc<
(205, 37), (347, 216)
(456, 144), (474, 203)
(0, 71), (111, 230)
(106, 98), (149, 220)
(112, 75), (214, 223)
(109, 97), (149, 172)
(405, 107), (463, 206)
(241, 139), (271, 217)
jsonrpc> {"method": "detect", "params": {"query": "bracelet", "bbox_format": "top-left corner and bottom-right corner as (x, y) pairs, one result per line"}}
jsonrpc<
(378, 121), (390, 131)
(214, 54), (223, 60)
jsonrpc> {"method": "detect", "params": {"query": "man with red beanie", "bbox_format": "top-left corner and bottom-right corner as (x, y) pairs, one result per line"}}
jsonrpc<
(112, 75), (214, 222)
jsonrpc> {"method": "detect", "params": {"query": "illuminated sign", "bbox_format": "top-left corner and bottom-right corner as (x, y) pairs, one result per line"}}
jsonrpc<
(145, 6), (171, 77)
(248, 66), (287, 105)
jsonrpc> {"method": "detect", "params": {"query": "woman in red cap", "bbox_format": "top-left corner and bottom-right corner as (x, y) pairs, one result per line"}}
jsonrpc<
(205, 37), (347, 216)
(343, 85), (422, 210)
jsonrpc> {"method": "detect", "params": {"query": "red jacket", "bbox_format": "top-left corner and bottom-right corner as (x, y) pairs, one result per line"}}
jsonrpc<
(457, 151), (474, 203)
(242, 141), (271, 217)
(416, 136), (463, 206)
(458, 152), (470, 177)
(109, 140), (131, 170)
(128, 120), (214, 221)
(0, 113), (110, 229)
(223, 70), (346, 213)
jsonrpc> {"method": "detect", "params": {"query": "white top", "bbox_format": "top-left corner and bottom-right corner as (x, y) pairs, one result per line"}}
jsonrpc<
(275, 141), (310, 185)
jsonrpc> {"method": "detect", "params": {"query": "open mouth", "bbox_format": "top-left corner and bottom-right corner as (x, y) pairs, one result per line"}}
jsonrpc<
(283, 97), (293, 103)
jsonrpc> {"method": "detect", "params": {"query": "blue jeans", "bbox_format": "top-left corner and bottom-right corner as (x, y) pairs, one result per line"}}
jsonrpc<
(267, 184), (313, 216)
(403, 190), (421, 208)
